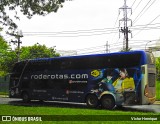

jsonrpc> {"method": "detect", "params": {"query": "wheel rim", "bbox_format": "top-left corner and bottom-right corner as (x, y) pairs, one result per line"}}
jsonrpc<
(88, 96), (97, 105)
(103, 98), (112, 108)
(101, 96), (115, 109)
(87, 94), (98, 107)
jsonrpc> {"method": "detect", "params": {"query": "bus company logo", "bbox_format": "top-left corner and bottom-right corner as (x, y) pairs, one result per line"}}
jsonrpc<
(2, 116), (11, 121)
(91, 70), (100, 77)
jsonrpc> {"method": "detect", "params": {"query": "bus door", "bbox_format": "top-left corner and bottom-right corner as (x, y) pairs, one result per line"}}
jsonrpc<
(141, 52), (156, 104)
(141, 66), (156, 105)
(141, 65), (156, 104)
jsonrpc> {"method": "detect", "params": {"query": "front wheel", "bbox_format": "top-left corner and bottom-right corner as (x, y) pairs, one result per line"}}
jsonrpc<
(86, 94), (99, 108)
(101, 95), (115, 110)
(22, 92), (30, 103)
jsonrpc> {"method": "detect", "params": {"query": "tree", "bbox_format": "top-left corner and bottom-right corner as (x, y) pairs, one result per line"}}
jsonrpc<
(120, 47), (132, 52)
(20, 44), (60, 60)
(0, 37), (60, 76)
(0, 0), (65, 31)
(0, 36), (17, 76)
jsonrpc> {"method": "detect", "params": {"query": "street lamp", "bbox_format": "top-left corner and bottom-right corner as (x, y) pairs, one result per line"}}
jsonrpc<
(145, 41), (151, 51)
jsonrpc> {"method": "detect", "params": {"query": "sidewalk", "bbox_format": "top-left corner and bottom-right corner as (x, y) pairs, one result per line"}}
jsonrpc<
(0, 95), (8, 98)
(154, 101), (160, 105)
(123, 101), (160, 113)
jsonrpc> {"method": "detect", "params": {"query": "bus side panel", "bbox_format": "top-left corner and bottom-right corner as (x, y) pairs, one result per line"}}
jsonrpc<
(23, 70), (89, 103)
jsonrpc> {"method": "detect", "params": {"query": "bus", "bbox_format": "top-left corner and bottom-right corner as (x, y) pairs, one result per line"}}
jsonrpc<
(9, 50), (156, 109)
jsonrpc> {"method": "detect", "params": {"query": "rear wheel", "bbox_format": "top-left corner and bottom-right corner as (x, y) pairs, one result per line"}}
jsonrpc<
(86, 94), (99, 108)
(101, 95), (115, 110)
(22, 92), (30, 103)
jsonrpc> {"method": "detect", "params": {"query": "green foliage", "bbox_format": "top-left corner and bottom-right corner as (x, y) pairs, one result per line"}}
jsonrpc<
(120, 47), (132, 52)
(0, 36), (60, 76)
(156, 81), (160, 100)
(156, 58), (160, 80)
(0, 104), (157, 116)
(0, 104), (158, 124)
(0, 0), (65, 31)
(20, 44), (60, 60)
(0, 36), (17, 76)
(0, 51), (17, 76)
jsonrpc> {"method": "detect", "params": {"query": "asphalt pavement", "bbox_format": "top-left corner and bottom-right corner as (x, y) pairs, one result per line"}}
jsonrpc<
(0, 96), (160, 113)
(123, 103), (160, 113)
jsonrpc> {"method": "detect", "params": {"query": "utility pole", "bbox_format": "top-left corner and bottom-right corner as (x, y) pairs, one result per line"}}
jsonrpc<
(8, 30), (23, 62)
(119, 0), (132, 51)
(106, 41), (109, 53)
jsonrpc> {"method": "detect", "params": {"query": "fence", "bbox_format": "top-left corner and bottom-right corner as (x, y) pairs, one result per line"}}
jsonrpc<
(0, 76), (9, 96)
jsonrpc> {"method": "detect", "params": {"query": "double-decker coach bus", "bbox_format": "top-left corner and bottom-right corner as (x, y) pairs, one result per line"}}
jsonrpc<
(9, 50), (156, 109)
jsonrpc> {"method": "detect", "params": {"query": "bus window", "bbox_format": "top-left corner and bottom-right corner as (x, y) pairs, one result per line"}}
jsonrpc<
(146, 52), (155, 65)
(148, 73), (156, 87)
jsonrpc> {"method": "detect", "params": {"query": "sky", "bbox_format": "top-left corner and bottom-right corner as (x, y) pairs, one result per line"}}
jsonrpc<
(2, 0), (160, 54)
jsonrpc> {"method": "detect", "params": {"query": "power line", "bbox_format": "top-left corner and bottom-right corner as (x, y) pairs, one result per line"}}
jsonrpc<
(133, 0), (157, 25)
(131, 0), (137, 8)
(23, 31), (118, 37)
(23, 27), (118, 34)
(133, 0), (152, 23)
(132, 14), (160, 37)
(130, 39), (159, 42)
(23, 23), (160, 38)
(76, 45), (105, 51)
(132, 0), (143, 14)
(148, 14), (160, 24)
(130, 22), (160, 28)
(22, 22), (160, 35)
(131, 25), (160, 31)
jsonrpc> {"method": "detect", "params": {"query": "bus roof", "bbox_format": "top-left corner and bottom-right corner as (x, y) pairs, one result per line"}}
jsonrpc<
(27, 50), (147, 65)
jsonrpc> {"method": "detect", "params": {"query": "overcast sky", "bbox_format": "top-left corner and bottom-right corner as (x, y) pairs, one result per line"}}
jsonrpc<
(3, 0), (160, 53)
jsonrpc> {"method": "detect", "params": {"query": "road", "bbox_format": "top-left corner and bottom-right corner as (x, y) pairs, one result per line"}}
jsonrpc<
(123, 103), (160, 113)
(0, 97), (160, 113)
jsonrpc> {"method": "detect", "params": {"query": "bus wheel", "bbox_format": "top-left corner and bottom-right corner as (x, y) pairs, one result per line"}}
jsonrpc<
(101, 95), (115, 110)
(22, 92), (30, 103)
(86, 94), (98, 108)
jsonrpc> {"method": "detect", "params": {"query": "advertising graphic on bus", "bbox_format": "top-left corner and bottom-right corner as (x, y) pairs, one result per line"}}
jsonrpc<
(9, 50), (156, 109)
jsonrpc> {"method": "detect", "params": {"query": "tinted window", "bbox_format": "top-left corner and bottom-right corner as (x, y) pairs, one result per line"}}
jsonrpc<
(67, 53), (142, 69)
(24, 52), (143, 71)
(148, 73), (156, 87)
(12, 62), (26, 73)
(146, 52), (155, 64)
